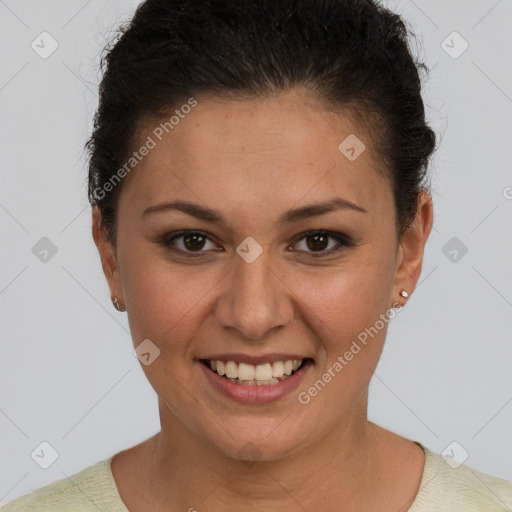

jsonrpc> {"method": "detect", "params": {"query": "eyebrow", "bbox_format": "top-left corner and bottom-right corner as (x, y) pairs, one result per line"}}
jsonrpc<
(141, 197), (367, 225)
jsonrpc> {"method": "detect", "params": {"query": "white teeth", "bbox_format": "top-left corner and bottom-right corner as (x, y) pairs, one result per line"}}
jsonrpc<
(238, 362), (255, 380)
(254, 363), (273, 380)
(207, 358), (304, 383)
(255, 378), (279, 386)
(272, 361), (284, 378)
(225, 361), (238, 379)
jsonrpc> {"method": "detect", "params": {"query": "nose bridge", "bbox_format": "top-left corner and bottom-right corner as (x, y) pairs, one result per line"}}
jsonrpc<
(215, 249), (292, 340)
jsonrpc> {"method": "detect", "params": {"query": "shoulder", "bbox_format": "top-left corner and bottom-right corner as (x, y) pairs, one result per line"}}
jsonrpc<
(0, 457), (128, 512)
(410, 444), (512, 511)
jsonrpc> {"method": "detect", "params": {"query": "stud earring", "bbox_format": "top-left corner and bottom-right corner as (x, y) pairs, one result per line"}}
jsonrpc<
(399, 290), (409, 300)
(112, 296), (126, 312)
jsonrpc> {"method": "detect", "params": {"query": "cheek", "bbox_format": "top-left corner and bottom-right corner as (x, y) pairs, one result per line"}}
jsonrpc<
(295, 256), (394, 329)
(286, 253), (396, 377)
(290, 265), (395, 412)
(120, 248), (222, 357)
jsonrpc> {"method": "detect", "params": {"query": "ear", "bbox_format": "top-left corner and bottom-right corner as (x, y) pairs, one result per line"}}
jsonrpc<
(393, 190), (434, 304)
(92, 207), (125, 308)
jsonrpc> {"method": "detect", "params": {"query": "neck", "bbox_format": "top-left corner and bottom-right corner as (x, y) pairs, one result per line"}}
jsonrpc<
(141, 400), (382, 511)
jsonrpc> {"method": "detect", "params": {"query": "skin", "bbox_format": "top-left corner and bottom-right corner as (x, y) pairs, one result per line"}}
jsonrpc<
(93, 88), (433, 511)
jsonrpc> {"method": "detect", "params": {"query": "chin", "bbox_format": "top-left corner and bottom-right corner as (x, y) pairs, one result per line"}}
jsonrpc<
(205, 419), (309, 464)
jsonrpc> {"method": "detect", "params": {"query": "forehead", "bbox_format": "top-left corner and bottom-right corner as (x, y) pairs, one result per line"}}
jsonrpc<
(120, 90), (392, 222)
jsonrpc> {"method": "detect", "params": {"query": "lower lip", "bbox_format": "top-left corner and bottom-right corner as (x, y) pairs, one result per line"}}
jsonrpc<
(198, 361), (312, 404)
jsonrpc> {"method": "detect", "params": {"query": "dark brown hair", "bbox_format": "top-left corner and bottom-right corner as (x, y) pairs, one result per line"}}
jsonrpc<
(86, 0), (437, 244)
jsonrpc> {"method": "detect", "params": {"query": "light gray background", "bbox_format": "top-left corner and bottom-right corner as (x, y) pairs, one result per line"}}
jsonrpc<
(1, 0), (511, 505)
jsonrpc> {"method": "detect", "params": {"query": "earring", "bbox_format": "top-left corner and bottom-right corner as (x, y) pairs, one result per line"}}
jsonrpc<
(112, 296), (126, 312)
(399, 290), (409, 300)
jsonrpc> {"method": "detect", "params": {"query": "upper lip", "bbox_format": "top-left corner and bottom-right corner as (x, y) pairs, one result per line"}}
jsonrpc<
(198, 353), (312, 365)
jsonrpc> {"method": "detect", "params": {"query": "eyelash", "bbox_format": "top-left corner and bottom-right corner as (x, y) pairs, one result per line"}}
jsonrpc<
(161, 229), (355, 258)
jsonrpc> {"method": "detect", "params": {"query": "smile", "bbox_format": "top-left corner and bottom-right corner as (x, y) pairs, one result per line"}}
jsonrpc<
(198, 357), (314, 403)
(202, 359), (303, 386)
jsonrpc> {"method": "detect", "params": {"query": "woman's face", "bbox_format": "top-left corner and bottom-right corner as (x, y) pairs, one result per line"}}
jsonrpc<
(95, 89), (425, 461)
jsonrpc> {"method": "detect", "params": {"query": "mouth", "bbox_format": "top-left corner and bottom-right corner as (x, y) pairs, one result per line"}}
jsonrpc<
(198, 356), (314, 403)
(199, 358), (311, 386)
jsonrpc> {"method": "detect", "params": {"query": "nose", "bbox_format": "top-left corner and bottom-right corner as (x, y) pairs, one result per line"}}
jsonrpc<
(214, 250), (295, 341)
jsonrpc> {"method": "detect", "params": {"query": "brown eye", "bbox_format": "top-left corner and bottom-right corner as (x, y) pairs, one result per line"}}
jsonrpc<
(292, 230), (354, 257)
(163, 230), (218, 254)
(183, 233), (207, 251)
(305, 233), (329, 251)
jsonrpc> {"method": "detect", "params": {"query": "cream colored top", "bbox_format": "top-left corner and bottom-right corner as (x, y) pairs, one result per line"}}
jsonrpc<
(2, 443), (512, 511)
